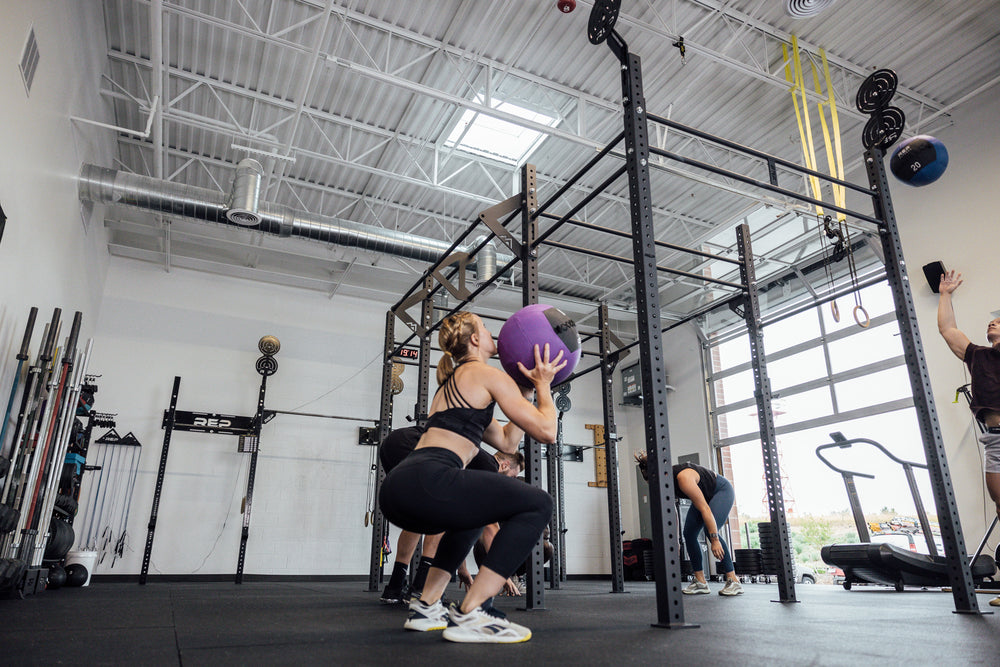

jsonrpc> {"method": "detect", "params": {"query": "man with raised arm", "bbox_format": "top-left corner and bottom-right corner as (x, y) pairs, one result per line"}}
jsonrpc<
(937, 269), (1000, 607)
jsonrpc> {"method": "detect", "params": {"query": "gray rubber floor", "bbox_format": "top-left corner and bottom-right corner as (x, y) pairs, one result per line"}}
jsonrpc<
(2, 578), (999, 665)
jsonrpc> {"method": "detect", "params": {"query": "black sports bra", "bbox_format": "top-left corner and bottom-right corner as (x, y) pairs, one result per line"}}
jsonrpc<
(424, 365), (495, 445)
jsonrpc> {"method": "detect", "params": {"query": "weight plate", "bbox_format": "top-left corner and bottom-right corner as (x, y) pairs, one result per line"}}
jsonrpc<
(861, 106), (905, 150)
(587, 0), (621, 45)
(855, 69), (898, 113)
(255, 355), (279, 376)
(555, 394), (572, 413)
(391, 376), (404, 396)
(258, 335), (281, 356)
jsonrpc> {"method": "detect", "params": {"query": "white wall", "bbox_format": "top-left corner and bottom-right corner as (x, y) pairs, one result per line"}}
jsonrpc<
(87, 257), (625, 576)
(0, 1), (113, 385)
(890, 84), (1000, 548)
(90, 259), (393, 575)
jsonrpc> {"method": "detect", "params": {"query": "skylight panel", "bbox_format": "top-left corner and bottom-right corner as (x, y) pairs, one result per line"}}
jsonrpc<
(445, 96), (558, 165)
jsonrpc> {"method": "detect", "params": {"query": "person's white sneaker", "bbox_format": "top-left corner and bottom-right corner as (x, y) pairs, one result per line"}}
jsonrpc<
(682, 580), (711, 595)
(719, 580), (744, 596)
(442, 604), (532, 643)
(403, 598), (449, 631)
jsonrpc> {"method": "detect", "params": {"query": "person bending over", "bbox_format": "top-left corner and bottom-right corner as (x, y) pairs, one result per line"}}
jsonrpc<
(379, 311), (562, 643)
(938, 269), (1000, 607)
(635, 453), (743, 596)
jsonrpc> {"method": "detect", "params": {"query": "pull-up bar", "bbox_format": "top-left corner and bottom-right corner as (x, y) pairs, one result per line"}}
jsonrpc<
(646, 144), (881, 226)
(263, 409), (377, 424)
(646, 112), (873, 198)
(536, 211), (742, 266)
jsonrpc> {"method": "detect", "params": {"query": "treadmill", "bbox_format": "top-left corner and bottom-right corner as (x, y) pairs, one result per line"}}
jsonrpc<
(817, 432), (995, 591)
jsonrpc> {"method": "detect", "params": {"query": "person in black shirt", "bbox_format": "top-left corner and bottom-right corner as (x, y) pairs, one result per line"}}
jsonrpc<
(635, 454), (743, 596)
(937, 269), (1000, 607)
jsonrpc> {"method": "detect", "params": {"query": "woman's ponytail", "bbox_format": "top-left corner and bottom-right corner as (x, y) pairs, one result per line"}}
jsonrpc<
(436, 312), (477, 385)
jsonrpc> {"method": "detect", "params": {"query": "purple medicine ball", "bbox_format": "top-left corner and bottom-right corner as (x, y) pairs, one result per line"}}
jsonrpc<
(497, 304), (581, 387)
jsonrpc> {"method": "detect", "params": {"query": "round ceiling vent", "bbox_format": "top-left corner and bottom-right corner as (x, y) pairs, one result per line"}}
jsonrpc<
(785, 0), (836, 18)
(226, 209), (262, 225)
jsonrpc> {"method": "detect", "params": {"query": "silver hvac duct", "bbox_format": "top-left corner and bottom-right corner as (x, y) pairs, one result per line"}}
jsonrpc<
(78, 164), (515, 268)
(227, 158), (263, 225)
(474, 235), (498, 291)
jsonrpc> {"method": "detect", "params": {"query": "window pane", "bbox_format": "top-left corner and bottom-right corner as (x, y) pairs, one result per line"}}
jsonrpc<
(767, 348), (828, 391)
(714, 370), (755, 409)
(834, 367), (912, 412)
(773, 389), (834, 427)
(728, 408), (927, 524)
(827, 320), (902, 374)
(716, 335), (750, 368)
(763, 308), (820, 354)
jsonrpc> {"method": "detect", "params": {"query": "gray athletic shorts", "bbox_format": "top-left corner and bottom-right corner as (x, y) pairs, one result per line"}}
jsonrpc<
(979, 431), (1000, 474)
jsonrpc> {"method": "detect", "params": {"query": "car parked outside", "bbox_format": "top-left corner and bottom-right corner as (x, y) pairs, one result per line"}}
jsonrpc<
(870, 531), (944, 556)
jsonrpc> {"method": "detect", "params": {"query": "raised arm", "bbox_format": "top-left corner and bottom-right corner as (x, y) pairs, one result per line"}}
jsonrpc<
(486, 343), (565, 446)
(481, 385), (533, 452)
(938, 270), (971, 360)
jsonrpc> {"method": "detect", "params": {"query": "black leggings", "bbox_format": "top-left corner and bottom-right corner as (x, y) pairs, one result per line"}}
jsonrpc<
(379, 447), (552, 579)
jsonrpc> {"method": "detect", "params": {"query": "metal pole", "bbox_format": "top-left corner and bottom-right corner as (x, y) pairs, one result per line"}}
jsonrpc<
(610, 31), (693, 628)
(546, 414), (563, 589)
(235, 370), (268, 584)
(0, 307), (37, 453)
(140, 376), (181, 584)
(367, 311), (396, 592)
(520, 162), (545, 611)
(599, 302), (626, 593)
(736, 223), (797, 602)
(863, 147), (979, 612)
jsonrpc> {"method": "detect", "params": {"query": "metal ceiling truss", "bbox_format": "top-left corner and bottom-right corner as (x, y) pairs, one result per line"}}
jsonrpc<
(116, 1), (843, 232)
(99, 0), (975, 317)
(614, 0), (949, 128)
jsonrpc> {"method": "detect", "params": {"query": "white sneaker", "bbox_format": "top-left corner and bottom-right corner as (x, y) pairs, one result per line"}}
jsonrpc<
(719, 580), (744, 596)
(443, 604), (532, 644)
(403, 598), (449, 631)
(682, 580), (711, 595)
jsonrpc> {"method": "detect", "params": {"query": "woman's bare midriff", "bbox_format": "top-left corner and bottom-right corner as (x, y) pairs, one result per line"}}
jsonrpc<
(416, 427), (480, 467)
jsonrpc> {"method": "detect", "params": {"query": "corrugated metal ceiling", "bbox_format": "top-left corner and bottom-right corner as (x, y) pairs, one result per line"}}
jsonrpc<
(94, 0), (1000, 324)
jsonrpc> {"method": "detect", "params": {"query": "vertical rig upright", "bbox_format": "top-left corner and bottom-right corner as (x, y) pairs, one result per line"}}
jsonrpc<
(414, 277), (434, 427)
(520, 162), (546, 611)
(546, 413), (564, 589)
(864, 147), (979, 612)
(598, 302), (626, 593)
(609, 31), (691, 627)
(407, 277), (435, 573)
(367, 310), (398, 592)
(235, 367), (269, 584)
(736, 223), (797, 602)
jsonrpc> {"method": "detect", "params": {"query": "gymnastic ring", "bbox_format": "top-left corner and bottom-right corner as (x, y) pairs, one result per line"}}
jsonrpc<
(830, 300), (840, 323)
(853, 305), (870, 328)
